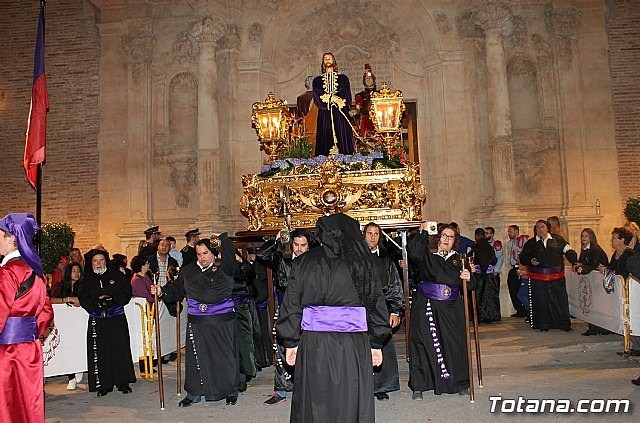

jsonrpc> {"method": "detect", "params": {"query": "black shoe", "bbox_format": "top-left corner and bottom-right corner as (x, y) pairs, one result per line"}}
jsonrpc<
(168, 352), (178, 362)
(238, 381), (247, 392)
(582, 328), (597, 336)
(632, 377), (640, 386)
(96, 390), (110, 397)
(264, 393), (286, 405)
(226, 396), (238, 405)
(117, 384), (132, 394)
(511, 312), (527, 318)
(178, 398), (194, 407)
(161, 356), (170, 364)
(562, 328), (573, 332)
(375, 392), (390, 401)
(411, 391), (423, 400)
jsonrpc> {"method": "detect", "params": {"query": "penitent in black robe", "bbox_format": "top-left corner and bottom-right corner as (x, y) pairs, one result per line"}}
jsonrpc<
(78, 266), (136, 392)
(519, 234), (577, 331)
(162, 234), (240, 401)
(276, 245), (390, 423)
(470, 239), (501, 324)
(407, 232), (470, 395)
(372, 251), (404, 395)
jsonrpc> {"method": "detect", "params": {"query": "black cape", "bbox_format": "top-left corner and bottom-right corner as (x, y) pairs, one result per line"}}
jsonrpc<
(407, 232), (470, 395)
(163, 235), (240, 401)
(78, 264), (136, 392)
(277, 245), (390, 423)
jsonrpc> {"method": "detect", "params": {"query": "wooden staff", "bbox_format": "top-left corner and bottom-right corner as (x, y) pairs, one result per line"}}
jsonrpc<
(461, 255), (475, 403)
(471, 290), (483, 387)
(153, 274), (165, 410)
(401, 231), (411, 360)
(176, 300), (182, 395)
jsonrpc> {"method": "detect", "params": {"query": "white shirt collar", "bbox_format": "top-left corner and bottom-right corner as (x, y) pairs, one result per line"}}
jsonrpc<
(370, 247), (380, 256)
(197, 261), (214, 272)
(583, 243), (591, 250)
(433, 250), (455, 260)
(0, 250), (21, 267)
(536, 233), (553, 243)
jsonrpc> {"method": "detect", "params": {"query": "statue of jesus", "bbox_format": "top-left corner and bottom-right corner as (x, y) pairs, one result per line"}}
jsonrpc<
(312, 53), (355, 156)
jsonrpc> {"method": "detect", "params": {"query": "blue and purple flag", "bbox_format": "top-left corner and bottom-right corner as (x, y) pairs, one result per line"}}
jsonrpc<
(24, 4), (49, 189)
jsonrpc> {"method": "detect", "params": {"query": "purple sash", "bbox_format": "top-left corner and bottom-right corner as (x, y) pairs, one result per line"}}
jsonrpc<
(187, 297), (235, 316)
(0, 316), (38, 345)
(418, 282), (459, 301)
(89, 305), (125, 319)
(301, 305), (368, 332)
(257, 300), (268, 310)
(473, 264), (495, 274)
(232, 293), (250, 306)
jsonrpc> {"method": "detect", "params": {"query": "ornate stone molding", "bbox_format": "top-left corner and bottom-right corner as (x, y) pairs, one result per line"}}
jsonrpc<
(470, 0), (513, 31)
(122, 23), (156, 83)
(248, 22), (264, 43)
(545, 5), (581, 67)
(189, 15), (226, 44)
(172, 32), (198, 64)
(434, 12), (451, 34)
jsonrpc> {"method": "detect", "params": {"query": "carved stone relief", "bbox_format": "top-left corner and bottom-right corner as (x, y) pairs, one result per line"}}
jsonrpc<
(512, 129), (559, 196)
(189, 15), (226, 44)
(434, 12), (451, 34)
(122, 25), (156, 84)
(172, 32), (198, 64)
(249, 22), (264, 43)
(545, 4), (581, 68)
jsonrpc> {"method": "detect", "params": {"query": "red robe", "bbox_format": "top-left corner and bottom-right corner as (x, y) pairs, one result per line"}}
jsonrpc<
(0, 258), (53, 423)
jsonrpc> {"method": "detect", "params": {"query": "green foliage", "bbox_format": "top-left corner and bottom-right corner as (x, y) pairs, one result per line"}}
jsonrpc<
(40, 222), (75, 274)
(281, 136), (313, 159)
(624, 196), (640, 225)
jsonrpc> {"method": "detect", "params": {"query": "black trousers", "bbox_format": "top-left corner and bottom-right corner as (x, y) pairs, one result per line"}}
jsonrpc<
(507, 268), (526, 315)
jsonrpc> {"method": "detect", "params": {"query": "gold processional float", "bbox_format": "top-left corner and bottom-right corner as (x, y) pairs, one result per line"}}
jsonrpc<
(240, 83), (427, 232)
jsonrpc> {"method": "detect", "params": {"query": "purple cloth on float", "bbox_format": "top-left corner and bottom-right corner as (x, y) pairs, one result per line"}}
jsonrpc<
(89, 305), (125, 319)
(0, 316), (37, 345)
(187, 297), (234, 316)
(277, 290), (285, 307)
(301, 305), (368, 332)
(232, 293), (250, 306)
(417, 281), (459, 301)
(257, 300), (268, 310)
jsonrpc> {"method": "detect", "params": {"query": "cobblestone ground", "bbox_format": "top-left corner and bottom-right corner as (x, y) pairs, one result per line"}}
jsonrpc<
(45, 318), (639, 423)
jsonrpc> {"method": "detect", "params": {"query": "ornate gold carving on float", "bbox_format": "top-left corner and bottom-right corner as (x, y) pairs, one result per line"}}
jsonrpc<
(242, 87), (426, 231)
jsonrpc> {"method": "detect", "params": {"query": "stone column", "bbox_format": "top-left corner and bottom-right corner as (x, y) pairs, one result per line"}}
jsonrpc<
(472, 1), (517, 209)
(121, 20), (155, 230)
(190, 16), (224, 227)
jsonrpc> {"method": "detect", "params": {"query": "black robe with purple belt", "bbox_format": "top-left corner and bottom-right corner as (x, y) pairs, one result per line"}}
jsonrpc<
(407, 232), (470, 395)
(276, 245), (390, 423)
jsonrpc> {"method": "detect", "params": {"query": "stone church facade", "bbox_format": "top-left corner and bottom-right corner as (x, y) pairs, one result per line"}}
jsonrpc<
(1, 0), (638, 258)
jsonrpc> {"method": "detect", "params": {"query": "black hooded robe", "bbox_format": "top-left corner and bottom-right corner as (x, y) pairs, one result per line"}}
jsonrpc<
(162, 235), (240, 401)
(407, 232), (470, 395)
(78, 250), (136, 393)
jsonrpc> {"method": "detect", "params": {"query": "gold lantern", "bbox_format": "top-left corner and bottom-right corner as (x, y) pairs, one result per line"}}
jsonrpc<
(369, 82), (405, 156)
(251, 92), (291, 163)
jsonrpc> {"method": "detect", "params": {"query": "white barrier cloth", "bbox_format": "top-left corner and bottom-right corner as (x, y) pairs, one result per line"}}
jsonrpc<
(566, 269), (639, 335)
(43, 298), (187, 377)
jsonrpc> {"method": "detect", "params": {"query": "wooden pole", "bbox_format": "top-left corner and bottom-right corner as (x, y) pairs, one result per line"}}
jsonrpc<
(153, 275), (165, 410)
(176, 301), (182, 395)
(471, 290), (483, 387)
(401, 231), (411, 360)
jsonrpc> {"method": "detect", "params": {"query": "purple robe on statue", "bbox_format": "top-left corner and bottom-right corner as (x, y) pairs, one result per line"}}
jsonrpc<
(313, 72), (354, 156)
